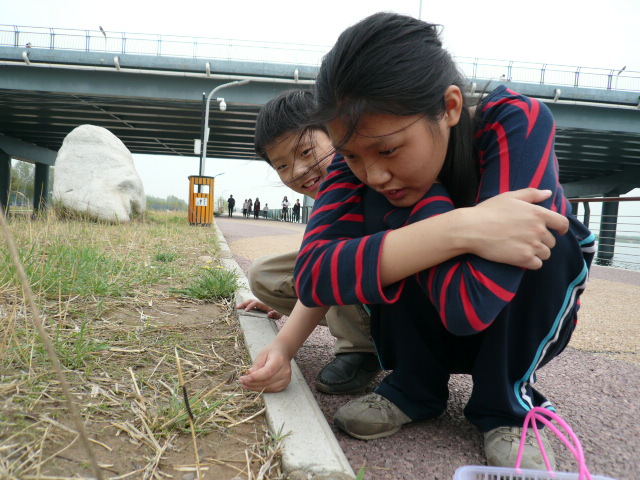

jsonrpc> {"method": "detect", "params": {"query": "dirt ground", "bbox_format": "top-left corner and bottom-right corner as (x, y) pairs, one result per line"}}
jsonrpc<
(1, 296), (273, 479)
(0, 212), (280, 479)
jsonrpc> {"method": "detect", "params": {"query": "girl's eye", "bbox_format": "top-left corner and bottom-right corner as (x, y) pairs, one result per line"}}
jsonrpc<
(301, 148), (313, 157)
(276, 164), (287, 171)
(379, 148), (397, 156)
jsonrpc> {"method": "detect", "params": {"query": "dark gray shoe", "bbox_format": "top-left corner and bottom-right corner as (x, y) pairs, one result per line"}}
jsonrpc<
(315, 352), (381, 395)
(334, 393), (412, 440)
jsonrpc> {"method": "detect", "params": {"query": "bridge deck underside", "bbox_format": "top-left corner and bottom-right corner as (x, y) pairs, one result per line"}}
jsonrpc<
(1, 88), (640, 187)
(0, 89), (261, 160)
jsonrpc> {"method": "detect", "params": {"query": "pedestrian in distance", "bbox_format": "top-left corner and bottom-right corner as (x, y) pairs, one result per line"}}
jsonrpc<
(292, 199), (301, 223)
(248, 198), (253, 218)
(238, 89), (381, 396)
(227, 194), (235, 217)
(254, 197), (261, 219)
(242, 199), (249, 218)
(240, 13), (595, 470)
(263, 203), (269, 218)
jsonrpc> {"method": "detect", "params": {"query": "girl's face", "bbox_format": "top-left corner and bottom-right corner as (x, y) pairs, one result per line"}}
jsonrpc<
(327, 114), (449, 208)
(327, 85), (463, 207)
(326, 87), (462, 208)
(266, 128), (334, 200)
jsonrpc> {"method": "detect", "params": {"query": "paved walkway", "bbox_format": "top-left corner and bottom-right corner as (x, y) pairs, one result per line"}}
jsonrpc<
(217, 216), (640, 480)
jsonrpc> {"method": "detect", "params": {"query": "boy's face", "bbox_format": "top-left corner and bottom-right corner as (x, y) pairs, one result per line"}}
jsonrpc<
(266, 128), (334, 199)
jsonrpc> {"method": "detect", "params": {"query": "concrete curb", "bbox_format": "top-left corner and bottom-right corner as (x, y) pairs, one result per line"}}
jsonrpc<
(214, 222), (356, 479)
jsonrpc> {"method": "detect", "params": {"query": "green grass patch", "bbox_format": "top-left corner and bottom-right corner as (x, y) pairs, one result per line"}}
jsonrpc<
(154, 251), (178, 262)
(172, 266), (239, 301)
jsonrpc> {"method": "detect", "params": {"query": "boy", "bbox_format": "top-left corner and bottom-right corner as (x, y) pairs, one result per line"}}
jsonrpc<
(237, 90), (379, 395)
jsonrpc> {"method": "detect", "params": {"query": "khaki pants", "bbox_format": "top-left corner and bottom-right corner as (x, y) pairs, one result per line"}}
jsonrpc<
(248, 250), (376, 355)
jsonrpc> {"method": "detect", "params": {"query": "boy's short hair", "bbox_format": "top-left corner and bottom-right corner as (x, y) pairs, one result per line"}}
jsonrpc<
(254, 89), (328, 165)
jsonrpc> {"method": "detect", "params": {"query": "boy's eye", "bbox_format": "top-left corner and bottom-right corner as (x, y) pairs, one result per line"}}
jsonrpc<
(276, 164), (287, 171)
(379, 148), (397, 155)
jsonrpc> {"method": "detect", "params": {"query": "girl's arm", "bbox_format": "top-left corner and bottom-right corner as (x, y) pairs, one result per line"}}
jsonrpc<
(238, 301), (329, 392)
(379, 187), (564, 286)
(294, 157), (568, 310)
(299, 91), (580, 335)
(394, 93), (579, 334)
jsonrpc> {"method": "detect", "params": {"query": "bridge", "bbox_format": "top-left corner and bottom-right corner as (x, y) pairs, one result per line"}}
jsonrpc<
(1, 26), (640, 221)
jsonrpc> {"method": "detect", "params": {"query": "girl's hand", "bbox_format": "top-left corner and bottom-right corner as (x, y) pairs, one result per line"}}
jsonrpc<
(239, 343), (292, 392)
(465, 188), (570, 270)
(237, 299), (284, 320)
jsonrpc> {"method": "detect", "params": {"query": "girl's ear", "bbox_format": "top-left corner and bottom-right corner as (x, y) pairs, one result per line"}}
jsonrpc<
(443, 85), (464, 127)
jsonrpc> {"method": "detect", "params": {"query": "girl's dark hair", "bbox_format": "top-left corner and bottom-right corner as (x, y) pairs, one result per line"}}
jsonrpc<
(315, 12), (479, 207)
(254, 89), (328, 165)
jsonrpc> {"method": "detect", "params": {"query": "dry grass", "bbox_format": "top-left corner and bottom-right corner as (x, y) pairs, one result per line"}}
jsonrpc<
(0, 210), (281, 479)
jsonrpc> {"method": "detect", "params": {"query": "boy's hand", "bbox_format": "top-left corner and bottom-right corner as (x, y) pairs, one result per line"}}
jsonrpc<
(239, 344), (292, 392)
(237, 299), (284, 319)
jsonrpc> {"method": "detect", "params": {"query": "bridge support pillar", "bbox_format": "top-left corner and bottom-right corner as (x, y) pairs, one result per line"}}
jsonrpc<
(0, 150), (10, 214)
(33, 163), (50, 214)
(596, 198), (619, 265)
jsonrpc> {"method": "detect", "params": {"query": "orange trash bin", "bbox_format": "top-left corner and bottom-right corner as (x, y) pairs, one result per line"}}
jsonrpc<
(188, 175), (215, 226)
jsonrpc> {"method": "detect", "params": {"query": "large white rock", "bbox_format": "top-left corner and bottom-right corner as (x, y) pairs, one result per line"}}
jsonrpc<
(53, 125), (146, 222)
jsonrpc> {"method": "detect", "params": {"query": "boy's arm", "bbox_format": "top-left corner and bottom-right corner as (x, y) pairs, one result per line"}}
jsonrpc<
(238, 301), (329, 392)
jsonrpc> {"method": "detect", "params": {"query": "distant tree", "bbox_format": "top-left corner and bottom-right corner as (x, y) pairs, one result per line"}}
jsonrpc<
(166, 195), (188, 211)
(216, 195), (226, 214)
(146, 195), (188, 211)
(10, 161), (35, 199)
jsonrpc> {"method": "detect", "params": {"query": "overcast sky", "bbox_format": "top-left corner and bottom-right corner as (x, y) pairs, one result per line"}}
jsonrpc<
(4, 0), (640, 207)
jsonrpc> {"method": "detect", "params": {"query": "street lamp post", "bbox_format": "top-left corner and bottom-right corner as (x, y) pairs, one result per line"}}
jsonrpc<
(614, 65), (626, 91)
(199, 80), (250, 177)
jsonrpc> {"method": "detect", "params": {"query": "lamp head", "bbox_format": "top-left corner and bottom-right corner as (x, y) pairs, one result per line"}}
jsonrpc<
(218, 99), (227, 111)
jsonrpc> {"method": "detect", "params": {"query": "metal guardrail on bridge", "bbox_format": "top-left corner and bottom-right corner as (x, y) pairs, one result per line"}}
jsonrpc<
(571, 197), (640, 271)
(2, 24), (640, 92)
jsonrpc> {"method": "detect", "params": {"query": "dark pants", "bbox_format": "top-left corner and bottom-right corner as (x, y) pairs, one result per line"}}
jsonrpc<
(363, 190), (590, 432)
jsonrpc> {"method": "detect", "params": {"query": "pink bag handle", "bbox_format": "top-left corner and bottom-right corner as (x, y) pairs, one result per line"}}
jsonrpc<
(515, 407), (593, 480)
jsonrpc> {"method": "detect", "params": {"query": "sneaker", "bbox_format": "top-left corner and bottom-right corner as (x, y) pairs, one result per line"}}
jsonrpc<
(484, 426), (557, 470)
(316, 352), (382, 395)
(334, 393), (412, 440)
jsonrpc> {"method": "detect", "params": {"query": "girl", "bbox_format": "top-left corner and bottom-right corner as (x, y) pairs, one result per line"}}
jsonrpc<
(240, 12), (594, 469)
(281, 195), (290, 222)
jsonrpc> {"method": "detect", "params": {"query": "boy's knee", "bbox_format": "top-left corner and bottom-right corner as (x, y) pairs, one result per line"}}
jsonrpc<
(248, 259), (269, 297)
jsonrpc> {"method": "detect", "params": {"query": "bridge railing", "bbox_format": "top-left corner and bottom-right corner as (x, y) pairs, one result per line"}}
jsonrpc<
(2, 24), (640, 92)
(0, 24), (329, 68)
(456, 58), (639, 92)
(570, 197), (640, 271)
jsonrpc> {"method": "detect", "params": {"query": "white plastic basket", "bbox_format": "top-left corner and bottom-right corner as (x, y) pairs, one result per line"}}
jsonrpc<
(454, 407), (617, 480)
(454, 465), (616, 480)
